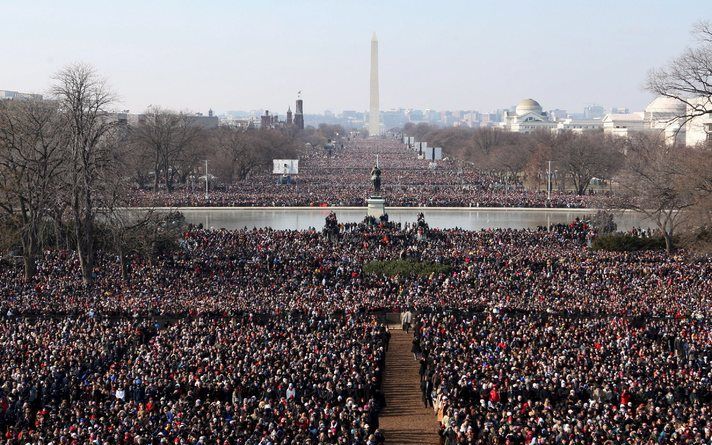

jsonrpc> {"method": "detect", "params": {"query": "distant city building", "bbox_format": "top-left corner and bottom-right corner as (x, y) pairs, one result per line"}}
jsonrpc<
(424, 109), (440, 124)
(461, 111), (480, 128)
(256, 98), (306, 130)
(494, 109), (508, 122)
(644, 96), (686, 145)
(294, 98), (304, 130)
(339, 110), (366, 128)
(110, 111), (140, 126)
(479, 113), (499, 126)
(548, 109), (569, 121)
(186, 113), (219, 129)
(259, 109), (300, 129)
(685, 97), (712, 146)
(261, 110), (275, 128)
(382, 109), (408, 129)
(602, 112), (646, 137)
(602, 96), (687, 145)
(500, 99), (557, 133)
(556, 118), (603, 133)
(222, 117), (257, 128)
(499, 99), (606, 134)
(406, 109), (424, 122)
(584, 105), (606, 119)
(0, 89), (43, 101)
(103, 110), (219, 129)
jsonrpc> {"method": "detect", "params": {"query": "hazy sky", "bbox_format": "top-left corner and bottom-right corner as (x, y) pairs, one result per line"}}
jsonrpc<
(1, 0), (708, 115)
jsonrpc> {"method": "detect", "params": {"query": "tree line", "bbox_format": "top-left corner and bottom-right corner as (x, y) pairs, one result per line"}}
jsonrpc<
(0, 64), (340, 283)
(405, 126), (711, 255)
(127, 112), (343, 192)
(0, 65), (119, 283)
(405, 124), (628, 195)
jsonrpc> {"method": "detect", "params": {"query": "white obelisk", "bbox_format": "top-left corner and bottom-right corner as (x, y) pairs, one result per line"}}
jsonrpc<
(369, 32), (380, 137)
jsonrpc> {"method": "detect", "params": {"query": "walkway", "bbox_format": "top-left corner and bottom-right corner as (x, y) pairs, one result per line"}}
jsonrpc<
(380, 328), (440, 445)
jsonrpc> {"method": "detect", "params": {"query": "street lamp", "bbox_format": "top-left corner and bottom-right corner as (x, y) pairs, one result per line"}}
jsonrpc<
(204, 160), (209, 200)
(547, 160), (552, 201)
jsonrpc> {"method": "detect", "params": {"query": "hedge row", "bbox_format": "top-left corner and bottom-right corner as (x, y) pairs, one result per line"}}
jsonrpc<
(591, 234), (667, 251)
(363, 259), (452, 276)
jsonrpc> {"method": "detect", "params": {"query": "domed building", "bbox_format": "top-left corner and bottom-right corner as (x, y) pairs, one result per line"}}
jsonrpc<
(501, 98), (557, 133)
(515, 98), (543, 116)
(603, 96), (686, 145)
(647, 96), (686, 145)
(644, 96), (686, 119)
(685, 96), (712, 147)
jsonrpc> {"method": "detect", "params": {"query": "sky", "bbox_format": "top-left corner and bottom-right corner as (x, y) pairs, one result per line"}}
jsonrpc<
(1, 0), (709, 115)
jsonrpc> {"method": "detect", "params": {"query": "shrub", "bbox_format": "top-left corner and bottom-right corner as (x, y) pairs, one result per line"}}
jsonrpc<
(680, 226), (712, 256)
(591, 234), (666, 252)
(589, 211), (617, 234)
(363, 259), (451, 277)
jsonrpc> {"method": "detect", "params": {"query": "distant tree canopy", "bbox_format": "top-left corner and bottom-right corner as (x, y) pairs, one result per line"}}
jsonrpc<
(402, 119), (711, 254)
(121, 118), (347, 190)
(403, 124), (623, 195)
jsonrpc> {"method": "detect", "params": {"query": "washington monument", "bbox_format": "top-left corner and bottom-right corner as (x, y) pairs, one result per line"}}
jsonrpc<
(369, 32), (380, 136)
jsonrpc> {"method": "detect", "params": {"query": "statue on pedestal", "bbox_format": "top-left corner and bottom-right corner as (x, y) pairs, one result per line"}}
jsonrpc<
(367, 155), (385, 219)
(370, 164), (381, 194)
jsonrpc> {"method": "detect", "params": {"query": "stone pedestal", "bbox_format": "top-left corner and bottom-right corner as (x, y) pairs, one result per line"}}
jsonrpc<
(367, 196), (386, 219)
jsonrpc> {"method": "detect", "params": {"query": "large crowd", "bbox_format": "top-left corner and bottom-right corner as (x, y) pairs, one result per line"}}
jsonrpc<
(2, 221), (707, 319)
(0, 314), (388, 444)
(415, 313), (709, 444)
(128, 139), (607, 208)
(0, 217), (709, 443)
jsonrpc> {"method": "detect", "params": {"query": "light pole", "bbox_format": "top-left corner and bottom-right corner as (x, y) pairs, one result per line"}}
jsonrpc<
(204, 159), (209, 200)
(547, 160), (552, 201)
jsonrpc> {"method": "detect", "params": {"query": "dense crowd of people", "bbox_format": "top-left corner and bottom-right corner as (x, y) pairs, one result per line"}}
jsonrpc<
(2, 221), (708, 319)
(128, 139), (607, 209)
(0, 217), (709, 443)
(415, 312), (709, 444)
(0, 314), (388, 444)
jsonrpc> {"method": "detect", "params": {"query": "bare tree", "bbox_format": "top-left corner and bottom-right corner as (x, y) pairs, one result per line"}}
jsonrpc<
(252, 129), (297, 177)
(519, 131), (557, 190)
(211, 126), (252, 183)
(97, 129), (180, 280)
(485, 143), (531, 184)
(471, 127), (503, 157)
(616, 133), (696, 252)
(101, 208), (184, 280)
(677, 142), (712, 253)
(0, 99), (65, 280)
(52, 63), (117, 285)
(553, 131), (622, 195)
(211, 127), (298, 184)
(130, 107), (203, 192)
(647, 21), (712, 127)
(122, 136), (153, 189)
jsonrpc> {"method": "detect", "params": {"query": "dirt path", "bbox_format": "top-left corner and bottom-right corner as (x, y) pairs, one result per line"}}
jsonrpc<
(380, 328), (440, 445)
